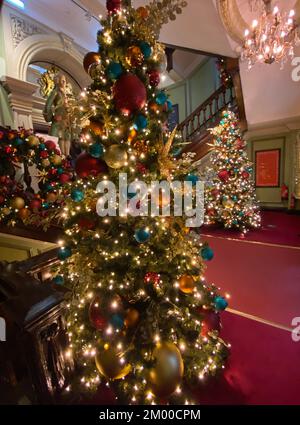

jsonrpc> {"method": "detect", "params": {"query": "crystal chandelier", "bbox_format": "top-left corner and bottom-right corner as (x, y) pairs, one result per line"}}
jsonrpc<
(241, 1), (300, 69)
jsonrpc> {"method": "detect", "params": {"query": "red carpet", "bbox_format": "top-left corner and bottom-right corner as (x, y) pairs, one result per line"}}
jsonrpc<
(196, 312), (300, 405)
(202, 210), (300, 247)
(202, 235), (300, 328)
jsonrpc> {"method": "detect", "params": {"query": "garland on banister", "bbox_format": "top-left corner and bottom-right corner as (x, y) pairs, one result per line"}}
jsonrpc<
(0, 127), (72, 227)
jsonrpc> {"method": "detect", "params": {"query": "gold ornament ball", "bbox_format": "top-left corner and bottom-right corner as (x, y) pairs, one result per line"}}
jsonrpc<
(2, 207), (11, 216)
(10, 197), (25, 210)
(51, 154), (62, 166)
(179, 274), (195, 294)
(223, 199), (234, 209)
(154, 50), (168, 73)
(27, 135), (40, 147)
(148, 342), (184, 398)
(124, 308), (139, 328)
(126, 46), (144, 67)
(95, 344), (131, 380)
(42, 159), (51, 168)
(104, 144), (128, 169)
(88, 120), (104, 136)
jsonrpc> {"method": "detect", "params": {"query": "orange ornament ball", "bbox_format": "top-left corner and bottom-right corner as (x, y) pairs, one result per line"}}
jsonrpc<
(126, 46), (144, 67)
(88, 120), (104, 136)
(124, 308), (139, 328)
(83, 52), (101, 74)
(136, 6), (149, 19)
(46, 192), (57, 203)
(18, 208), (30, 220)
(179, 275), (195, 294)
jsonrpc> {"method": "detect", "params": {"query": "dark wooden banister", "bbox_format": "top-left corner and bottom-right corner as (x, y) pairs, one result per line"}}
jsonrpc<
(178, 83), (236, 142)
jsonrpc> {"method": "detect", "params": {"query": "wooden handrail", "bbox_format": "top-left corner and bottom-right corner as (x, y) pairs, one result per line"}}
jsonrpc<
(177, 83), (236, 142)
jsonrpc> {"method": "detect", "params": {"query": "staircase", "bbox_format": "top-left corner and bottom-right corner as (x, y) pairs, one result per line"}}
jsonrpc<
(178, 58), (247, 163)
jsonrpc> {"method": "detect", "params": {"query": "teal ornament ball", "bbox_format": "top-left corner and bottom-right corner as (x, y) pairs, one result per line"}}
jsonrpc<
(58, 246), (72, 261)
(134, 114), (148, 131)
(139, 41), (152, 59)
(134, 228), (150, 243)
(71, 188), (84, 202)
(156, 91), (168, 105)
(42, 202), (49, 209)
(38, 143), (46, 150)
(185, 173), (199, 185)
(107, 61), (123, 80)
(110, 313), (124, 329)
(201, 247), (214, 261)
(53, 275), (64, 285)
(57, 167), (64, 175)
(214, 296), (228, 311)
(89, 143), (104, 158)
(166, 100), (172, 111)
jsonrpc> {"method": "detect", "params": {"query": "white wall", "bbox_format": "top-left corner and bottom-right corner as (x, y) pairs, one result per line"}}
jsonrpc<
(240, 45), (300, 128)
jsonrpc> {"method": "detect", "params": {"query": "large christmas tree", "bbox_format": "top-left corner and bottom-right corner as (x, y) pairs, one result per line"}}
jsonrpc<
(52, 0), (229, 404)
(205, 110), (260, 233)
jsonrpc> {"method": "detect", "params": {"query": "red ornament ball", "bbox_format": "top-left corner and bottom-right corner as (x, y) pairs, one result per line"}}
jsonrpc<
(29, 199), (42, 211)
(200, 310), (221, 337)
(148, 69), (160, 87)
(211, 189), (220, 198)
(89, 296), (107, 331)
(218, 170), (229, 182)
(45, 140), (57, 151)
(59, 173), (71, 184)
(40, 150), (49, 159)
(113, 73), (147, 116)
(75, 152), (108, 178)
(242, 171), (250, 179)
(106, 0), (121, 13)
(0, 195), (5, 204)
(78, 216), (97, 230)
(144, 272), (160, 286)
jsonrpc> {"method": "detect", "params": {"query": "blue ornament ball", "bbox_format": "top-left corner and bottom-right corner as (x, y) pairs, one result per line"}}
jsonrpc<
(214, 296), (228, 311)
(201, 247), (214, 261)
(58, 246), (72, 261)
(156, 91), (168, 105)
(185, 173), (199, 185)
(134, 114), (148, 131)
(139, 41), (152, 59)
(166, 100), (173, 111)
(71, 188), (84, 202)
(107, 61), (123, 80)
(53, 275), (64, 285)
(134, 228), (150, 243)
(88, 143), (104, 158)
(42, 202), (49, 209)
(110, 313), (124, 329)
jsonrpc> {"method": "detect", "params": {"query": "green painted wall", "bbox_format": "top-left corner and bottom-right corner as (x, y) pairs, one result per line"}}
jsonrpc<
(247, 132), (298, 210)
(166, 58), (219, 123)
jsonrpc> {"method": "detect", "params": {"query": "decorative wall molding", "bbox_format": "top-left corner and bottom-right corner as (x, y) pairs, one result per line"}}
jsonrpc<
(59, 32), (74, 53)
(217, 0), (300, 45)
(10, 14), (47, 48)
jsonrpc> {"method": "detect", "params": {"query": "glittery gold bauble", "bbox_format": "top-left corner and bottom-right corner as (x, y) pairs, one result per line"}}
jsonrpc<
(136, 6), (149, 19)
(18, 208), (30, 220)
(51, 154), (62, 166)
(46, 192), (57, 203)
(179, 274), (195, 294)
(83, 52), (101, 74)
(148, 342), (184, 398)
(132, 140), (148, 155)
(124, 308), (139, 328)
(10, 197), (25, 210)
(42, 159), (51, 167)
(27, 135), (40, 147)
(126, 46), (144, 67)
(104, 144), (128, 169)
(95, 345), (131, 380)
(223, 199), (234, 209)
(2, 208), (11, 216)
